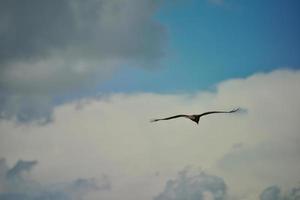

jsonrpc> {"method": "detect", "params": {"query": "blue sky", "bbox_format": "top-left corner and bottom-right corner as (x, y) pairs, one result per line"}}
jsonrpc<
(96, 0), (300, 93)
(0, 0), (299, 118)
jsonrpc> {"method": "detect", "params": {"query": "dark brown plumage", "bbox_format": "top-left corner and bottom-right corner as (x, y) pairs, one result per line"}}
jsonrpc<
(150, 108), (240, 124)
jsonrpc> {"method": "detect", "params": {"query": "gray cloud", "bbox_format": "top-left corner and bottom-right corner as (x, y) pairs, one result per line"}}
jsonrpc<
(0, 0), (166, 123)
(154, 168), (227, 200)
(260, 185), (300, 200)
(0, 94), (53, 124)
(260, 186), (281, 200)
(6, 160), (37, 179)
(0, 0), (165, 65)
(0, 158), (110, 200)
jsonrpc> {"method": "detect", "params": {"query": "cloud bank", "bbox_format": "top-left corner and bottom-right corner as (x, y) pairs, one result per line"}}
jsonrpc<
(0, 69), (300, 199)
(0, 0), (166, 123)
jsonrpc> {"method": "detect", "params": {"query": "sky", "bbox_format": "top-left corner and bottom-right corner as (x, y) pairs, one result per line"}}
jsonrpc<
(0, 0), (300, 200)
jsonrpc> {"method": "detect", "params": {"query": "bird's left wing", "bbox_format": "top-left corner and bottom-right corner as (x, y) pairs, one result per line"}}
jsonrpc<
(150, 114), (188, 122)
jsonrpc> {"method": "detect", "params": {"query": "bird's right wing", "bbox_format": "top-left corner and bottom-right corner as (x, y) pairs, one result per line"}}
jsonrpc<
(150, 115), (188, 122)
(198, 108), (240, 117)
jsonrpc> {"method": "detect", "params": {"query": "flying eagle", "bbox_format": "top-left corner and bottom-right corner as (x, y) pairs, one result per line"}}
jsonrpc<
(150, 108), (240, 124)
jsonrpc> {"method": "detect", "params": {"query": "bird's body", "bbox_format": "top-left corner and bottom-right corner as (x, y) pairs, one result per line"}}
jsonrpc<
(150, 108), (240, 124)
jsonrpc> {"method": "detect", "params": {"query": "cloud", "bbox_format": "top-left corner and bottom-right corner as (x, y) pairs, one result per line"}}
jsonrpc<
(0, 69), (300, 199)
(259, 185), (300, 200)
(0, 158), (110, 200)
(0, 0), (166, 123)
(260, 186), (281, 200)
(6, 160), (37, 179)
(155, 171), (300, 200)
(0, 94), (54, 124)
(154, 167), (227, 200)
(217, 136), (300, 182)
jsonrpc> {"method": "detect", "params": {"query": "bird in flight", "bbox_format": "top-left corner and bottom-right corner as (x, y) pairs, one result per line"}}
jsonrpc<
(150, 108), (240, 124)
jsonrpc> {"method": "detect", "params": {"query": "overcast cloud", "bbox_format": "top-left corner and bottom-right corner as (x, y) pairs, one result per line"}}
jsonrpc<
(0, 0), (166, 122)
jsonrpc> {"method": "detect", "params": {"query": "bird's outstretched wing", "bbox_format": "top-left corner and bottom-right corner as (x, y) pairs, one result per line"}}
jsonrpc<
(150, 108), (240, 124)
(198, 108), (240, 118)
(150, 114), (188, 122)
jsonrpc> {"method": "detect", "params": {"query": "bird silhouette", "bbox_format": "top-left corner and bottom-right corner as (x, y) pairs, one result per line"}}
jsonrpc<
(150, 108), (240, 124)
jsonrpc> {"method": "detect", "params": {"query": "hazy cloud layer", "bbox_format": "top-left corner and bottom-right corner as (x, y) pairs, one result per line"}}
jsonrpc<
(154, 168), (227, 200)
(0, 158), (110, 200)
(0, 69), (299, 199)
(0, 0), (166, 122)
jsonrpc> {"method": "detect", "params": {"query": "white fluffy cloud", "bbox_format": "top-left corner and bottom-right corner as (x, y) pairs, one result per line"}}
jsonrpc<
(0, 0), (166, 122)
(0, 69), (300, 199)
